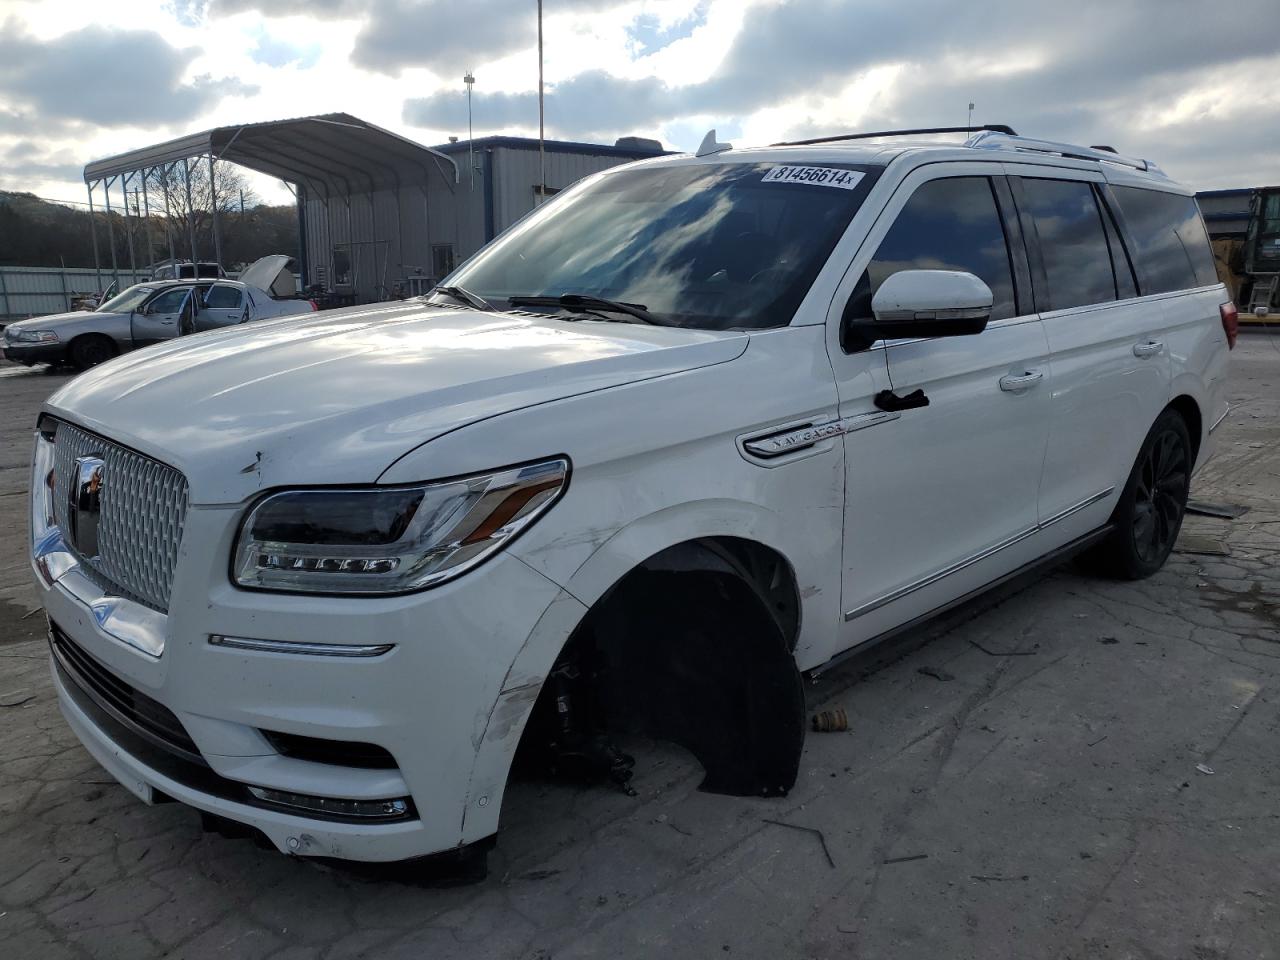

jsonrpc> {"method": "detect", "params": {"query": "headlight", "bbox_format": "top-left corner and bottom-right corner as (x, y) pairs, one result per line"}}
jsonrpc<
(11, 329), (60, 343)
(232, 458), (569, 595)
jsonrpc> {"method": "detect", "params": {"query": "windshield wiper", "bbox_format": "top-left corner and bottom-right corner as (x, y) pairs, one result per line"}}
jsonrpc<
(507, 293), (668, 326)
(429, 284), (492, 311)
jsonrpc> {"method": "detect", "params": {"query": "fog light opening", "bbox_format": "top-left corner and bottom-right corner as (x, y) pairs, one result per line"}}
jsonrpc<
(246, 786), (414, 821)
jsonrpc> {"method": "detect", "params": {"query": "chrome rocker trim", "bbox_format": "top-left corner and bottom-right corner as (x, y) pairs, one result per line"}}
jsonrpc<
(844, 486), (1115, 621)
(1208, 404), (1230, 435)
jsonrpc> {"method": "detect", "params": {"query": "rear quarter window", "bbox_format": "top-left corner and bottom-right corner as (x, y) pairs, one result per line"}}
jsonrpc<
(205, 285), (243, 309)
(1112, 186), (1217, 294)
(1019, 178), (1117, 311)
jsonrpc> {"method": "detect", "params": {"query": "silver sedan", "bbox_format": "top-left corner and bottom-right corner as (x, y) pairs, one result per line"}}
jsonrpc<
(2, 257), (316, 371)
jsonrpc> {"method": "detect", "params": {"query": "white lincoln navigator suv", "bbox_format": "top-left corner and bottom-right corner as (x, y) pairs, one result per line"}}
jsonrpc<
(30, 128), (1234, 878)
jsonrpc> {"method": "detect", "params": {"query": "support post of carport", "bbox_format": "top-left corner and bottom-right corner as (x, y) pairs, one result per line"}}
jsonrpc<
(102, 175), (120, 290)
(295, 183), (309, 289)
(208, 153), (224, 268)
(182, 157), (198, 263)
(344, 196), (357, 296)
(121, 172), (137, 276)
(141, 169), (155, 271)
(86, 181), (102, 292)
(162, 164), (176, 264)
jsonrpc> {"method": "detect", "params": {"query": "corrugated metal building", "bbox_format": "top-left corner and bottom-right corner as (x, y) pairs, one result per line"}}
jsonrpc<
(83, 115), (669, 308)
(430, 135), (669, 260)
(300, 134), (667, 303)
(296, 153), (461, 304)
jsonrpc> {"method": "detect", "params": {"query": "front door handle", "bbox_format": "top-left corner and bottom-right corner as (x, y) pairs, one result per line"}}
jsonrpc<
(999, 370), (1044, 393)
(1133, 340), (1164, 358)
(874, 388), (929, 412)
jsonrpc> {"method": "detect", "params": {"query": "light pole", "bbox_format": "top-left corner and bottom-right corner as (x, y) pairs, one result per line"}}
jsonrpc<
(537, 0), (545, 203)
(464, 71), (476, 190)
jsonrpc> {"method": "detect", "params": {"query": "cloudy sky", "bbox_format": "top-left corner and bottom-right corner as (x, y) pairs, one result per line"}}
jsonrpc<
(1, 0), (1277, 208)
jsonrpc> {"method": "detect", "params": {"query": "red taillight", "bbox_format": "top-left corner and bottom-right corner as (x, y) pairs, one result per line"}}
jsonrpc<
(308, 299), (320, 312)
(1220, 301), (1238, 349)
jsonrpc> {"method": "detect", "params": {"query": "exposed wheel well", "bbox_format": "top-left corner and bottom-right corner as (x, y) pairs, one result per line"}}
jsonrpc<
(643, 536), (802, 649)
(1168, 395), (1202, 465)
(514, 537), (806, 797)
(68, 333), (116, 364)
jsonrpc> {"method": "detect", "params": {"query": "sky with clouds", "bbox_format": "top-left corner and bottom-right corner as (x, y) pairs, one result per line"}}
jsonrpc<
(1, 0), (1277, 208)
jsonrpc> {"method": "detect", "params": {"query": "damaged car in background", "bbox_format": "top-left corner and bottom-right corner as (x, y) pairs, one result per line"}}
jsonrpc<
(4, 256), (314, 371)
(29, 127), (1232, 880)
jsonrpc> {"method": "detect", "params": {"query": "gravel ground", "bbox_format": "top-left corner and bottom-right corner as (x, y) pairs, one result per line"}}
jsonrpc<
(1, 334), (1277, 959)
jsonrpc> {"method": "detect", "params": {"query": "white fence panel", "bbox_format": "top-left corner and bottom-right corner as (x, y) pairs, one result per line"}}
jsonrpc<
(0, 266), (149, 320)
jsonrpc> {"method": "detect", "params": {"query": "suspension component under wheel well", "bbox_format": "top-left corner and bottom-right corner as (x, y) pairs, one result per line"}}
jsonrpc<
(517, 537), (806, 797)
(1167, 395), (1202, 466)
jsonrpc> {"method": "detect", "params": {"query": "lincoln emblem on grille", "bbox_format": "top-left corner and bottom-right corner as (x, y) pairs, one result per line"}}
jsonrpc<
(69, 455), (104, 558)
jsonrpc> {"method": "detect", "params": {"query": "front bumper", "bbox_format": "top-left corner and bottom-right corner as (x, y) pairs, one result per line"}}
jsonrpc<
(3, 341), (66, 365)
(37, 500), (572, 862)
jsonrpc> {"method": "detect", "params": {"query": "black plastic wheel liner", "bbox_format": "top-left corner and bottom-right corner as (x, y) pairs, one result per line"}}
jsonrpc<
(589, 565), (806, 797)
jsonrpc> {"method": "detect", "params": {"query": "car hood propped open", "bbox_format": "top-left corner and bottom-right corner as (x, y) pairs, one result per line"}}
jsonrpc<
(237, 255), (297, 298)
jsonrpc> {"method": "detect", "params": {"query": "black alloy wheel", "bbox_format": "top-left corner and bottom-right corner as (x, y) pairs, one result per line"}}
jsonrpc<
(1080, 408), (1192, 580)
(69, 335), (115, 371)
(1132, 423), (1189, 565)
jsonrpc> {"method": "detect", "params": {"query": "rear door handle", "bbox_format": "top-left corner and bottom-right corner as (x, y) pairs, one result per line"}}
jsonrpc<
(999, 370), (1044, 393)
(1133, 340), (1164, 358)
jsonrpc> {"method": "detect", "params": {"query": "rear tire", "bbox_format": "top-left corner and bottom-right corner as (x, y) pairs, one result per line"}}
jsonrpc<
(1080, 409), (1191, 580)
(69, 334), (116, 371)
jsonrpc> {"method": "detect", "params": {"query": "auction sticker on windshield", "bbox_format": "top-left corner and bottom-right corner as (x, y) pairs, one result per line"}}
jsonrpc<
(762, 166), (865, 190)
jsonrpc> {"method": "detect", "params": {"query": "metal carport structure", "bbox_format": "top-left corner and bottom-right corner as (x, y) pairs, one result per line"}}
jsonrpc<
(83, 113), (460, 303)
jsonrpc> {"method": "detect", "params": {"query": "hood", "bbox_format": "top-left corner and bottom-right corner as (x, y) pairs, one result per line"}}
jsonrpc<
(237, 255), (296, 298)
(45, 304), (748, 503)
(6, 310), (121, 335)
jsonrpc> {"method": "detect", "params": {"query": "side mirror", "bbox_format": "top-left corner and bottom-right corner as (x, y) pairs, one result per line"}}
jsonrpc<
(844, 269), (993, 347)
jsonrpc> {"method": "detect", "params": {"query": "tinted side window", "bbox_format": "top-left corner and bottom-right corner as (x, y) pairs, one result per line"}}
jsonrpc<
(1112, 186), (1217, 293)
(851, 177), (1016, 325)
(1020, 178), (1116, 311)
(205, 285), (243, 309)
(146, 287), (190, 314)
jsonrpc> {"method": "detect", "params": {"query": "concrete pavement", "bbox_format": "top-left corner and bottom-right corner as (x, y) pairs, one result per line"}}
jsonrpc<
(1, 334), (1277, 959)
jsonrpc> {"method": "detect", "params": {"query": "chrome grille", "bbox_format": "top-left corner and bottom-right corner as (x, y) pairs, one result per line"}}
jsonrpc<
(52, 421), (188, 612)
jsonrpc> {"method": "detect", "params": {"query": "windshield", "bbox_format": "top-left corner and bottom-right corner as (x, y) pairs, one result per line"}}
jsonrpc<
(97, 284), (156, 314)
(447, 161), (880, 330)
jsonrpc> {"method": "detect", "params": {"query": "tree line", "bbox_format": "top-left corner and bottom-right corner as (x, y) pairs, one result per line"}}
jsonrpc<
(0, 163), (301, 273)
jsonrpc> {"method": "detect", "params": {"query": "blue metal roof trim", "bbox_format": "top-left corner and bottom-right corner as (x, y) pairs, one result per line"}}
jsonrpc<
(1195, 187), (1258, 198)
(432, 136), (671, 160)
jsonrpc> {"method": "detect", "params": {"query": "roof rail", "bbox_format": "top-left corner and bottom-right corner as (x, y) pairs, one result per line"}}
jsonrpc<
(964, 131), (1164, 175)
(772, 124), (1017, 147)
